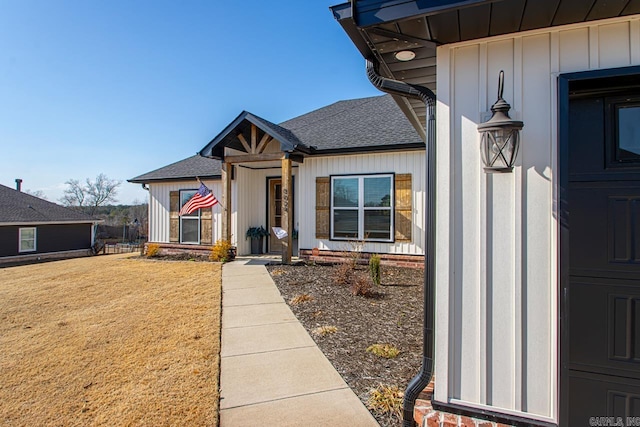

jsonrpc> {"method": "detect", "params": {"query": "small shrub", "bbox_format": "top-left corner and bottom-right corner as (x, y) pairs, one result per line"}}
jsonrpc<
(270, 268), (286, 276)
(290, 294), (314, 305)
(350, 272), (373, 297)
(146, 243), (161, 257)
(341, 236), (367, 267)
(210, 239), (232, 262)
(369, 254), (381, 286)
(366, 343), (400, 359)
(333, 262), (354, 286)
(312, 325), (338, 336)
(367, 384), (403, 418)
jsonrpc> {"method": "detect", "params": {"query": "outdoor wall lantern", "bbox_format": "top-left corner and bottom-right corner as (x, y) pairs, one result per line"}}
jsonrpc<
(478, 70), (524, 173)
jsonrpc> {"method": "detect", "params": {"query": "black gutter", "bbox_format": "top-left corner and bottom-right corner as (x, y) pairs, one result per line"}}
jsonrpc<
(365, 58), (436, 427)
(127, 175), (222, 184)
(308, 142), (425, 156)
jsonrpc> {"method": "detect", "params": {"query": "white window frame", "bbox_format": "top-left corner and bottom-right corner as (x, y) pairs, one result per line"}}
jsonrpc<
(179, 190), (201, 244)
(330, 174), (394, 242)
(19, 227), (37, 252)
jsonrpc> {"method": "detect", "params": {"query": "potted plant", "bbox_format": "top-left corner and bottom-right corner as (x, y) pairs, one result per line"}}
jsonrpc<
(246, 226), (269, 254)
(292, 229), (299, 256)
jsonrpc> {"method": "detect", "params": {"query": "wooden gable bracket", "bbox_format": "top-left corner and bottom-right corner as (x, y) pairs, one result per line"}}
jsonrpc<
(236, 124), (274, 155)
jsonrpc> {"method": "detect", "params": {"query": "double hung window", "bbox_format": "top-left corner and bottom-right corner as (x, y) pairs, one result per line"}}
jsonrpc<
(331, 174), (393, 242)
(19, 227), (36, 252)
(180, 190), (200, 244)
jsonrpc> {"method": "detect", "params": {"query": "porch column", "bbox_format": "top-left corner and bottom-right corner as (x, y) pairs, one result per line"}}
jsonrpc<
(221, 162), (232, 242)
(281, 156), (293, 264)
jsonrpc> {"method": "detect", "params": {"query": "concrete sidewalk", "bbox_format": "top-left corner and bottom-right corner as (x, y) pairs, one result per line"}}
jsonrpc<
(219, 258), (379, 427)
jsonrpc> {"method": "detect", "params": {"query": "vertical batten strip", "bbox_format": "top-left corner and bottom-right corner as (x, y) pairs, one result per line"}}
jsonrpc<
(631, 18), (640, 64)
(589, 25), (600, 69)
(478, 41), (488, 407)
(548, 29), (561, 422)
(434, 43), (453, 403)
(513, 34), (524, 413)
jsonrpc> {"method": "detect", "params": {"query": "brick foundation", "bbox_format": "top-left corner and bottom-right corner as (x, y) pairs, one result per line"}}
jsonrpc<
(413, 379), (514, 427)
(143, 242), (213, 257)
(299, 249), (424, 269)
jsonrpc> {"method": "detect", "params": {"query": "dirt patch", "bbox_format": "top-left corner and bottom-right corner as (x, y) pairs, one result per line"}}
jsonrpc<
(0, 253), (222, 427)
(266, 263), (424, 427)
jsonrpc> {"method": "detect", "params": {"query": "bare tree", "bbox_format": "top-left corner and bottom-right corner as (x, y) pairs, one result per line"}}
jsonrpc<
(60, 173), (121, 216)
(24, 189), (48, 200)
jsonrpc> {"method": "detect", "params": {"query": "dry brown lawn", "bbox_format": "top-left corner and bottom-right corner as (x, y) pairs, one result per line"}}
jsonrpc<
(0, 253), (222, 427)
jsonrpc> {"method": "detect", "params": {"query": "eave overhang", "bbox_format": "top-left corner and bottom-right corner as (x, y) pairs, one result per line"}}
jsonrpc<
(198, 111), (312, 160)
(0, 219), (104, 226)
(331, 0), (640, 135)
(127, 175), (222, 184)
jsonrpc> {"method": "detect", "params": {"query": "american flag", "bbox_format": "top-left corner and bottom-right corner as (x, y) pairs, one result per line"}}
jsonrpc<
(179, 182), (218, 216)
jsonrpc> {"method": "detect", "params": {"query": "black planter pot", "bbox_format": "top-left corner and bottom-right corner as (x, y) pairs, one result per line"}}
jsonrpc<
(250, 237), (263, 254)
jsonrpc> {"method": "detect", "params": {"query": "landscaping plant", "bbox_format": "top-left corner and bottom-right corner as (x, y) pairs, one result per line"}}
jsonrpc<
(290, 294), (314, 305)
(210, 239), (232, 262)
(350, 272), (373, 297)
(146, 243), (161, 257)
(366, 343), (400, 359)
(312, 325), (338, 336)
(369, 254), (381, 286)
(332, 262), (354, 286)
(367, 384), (403, 419)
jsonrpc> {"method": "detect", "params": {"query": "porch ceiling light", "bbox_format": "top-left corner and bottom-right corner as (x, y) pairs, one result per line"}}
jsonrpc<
(478, 70), (524, 173)
(394, 50), (416, 61)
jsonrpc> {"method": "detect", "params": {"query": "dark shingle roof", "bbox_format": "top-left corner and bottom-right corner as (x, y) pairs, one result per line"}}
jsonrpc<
(198, 111), (308, 159)
(0, 184), (98, 224)
(129, 155), (222, 183)
(133, 95), (422, 183)
(279, 94), (423, 152)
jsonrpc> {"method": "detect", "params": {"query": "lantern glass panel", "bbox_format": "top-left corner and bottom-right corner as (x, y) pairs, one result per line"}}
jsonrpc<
(481, 127), (520, 171)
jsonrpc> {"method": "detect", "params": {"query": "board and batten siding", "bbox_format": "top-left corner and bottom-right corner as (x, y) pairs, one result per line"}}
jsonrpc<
(148, 180), (224, 245)
(147, 168), (299, 255)
(434, 15), (640, 423)
(298, 150), (425, 255)
(233, 165), (299, 256)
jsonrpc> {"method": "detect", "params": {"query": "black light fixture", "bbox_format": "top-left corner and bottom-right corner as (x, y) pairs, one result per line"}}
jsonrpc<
(478, 70), (523, 172)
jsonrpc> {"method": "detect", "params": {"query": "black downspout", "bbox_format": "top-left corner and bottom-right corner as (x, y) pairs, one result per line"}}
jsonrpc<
(366, 58), (436, 427)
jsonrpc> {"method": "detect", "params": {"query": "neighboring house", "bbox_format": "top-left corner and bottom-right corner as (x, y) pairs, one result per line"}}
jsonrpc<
(129, 94), (425, 266)
(332, 1), (640, 426)
(0, 183), (101, 264)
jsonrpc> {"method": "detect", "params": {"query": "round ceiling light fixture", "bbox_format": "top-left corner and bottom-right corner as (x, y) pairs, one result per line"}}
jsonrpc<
(394, 50), (416, 61)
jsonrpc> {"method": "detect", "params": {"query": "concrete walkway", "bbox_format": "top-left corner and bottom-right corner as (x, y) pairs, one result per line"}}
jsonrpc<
(219, 258), (379, 427)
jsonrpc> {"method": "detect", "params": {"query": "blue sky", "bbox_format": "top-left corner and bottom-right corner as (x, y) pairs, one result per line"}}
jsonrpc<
(0, 0), (380, 204)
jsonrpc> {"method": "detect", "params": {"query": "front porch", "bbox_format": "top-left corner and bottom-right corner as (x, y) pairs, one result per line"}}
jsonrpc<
(199, 113), (308, 264)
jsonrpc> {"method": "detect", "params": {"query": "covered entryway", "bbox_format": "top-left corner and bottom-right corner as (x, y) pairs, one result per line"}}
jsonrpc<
(561, 68), (640, 425)
(268, 178), (283, 253)
(198, 112), (306, 263)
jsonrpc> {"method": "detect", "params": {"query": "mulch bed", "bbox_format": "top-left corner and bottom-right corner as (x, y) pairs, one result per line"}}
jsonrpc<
(266, 262), (424, 427)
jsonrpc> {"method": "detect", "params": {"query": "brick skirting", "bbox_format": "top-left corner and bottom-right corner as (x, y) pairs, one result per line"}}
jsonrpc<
(0, 249), (89, 266)
(412, 380), (515, 427)
(299, 249), (424, 268)
(143, 242), (213, 257)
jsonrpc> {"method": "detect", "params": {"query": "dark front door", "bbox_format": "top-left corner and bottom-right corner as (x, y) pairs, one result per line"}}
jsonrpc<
(564, 82), (640, 424)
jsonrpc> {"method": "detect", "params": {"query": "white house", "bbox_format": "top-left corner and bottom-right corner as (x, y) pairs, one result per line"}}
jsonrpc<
(129, 94), (426, 267)
(332, 0), (640, 426)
